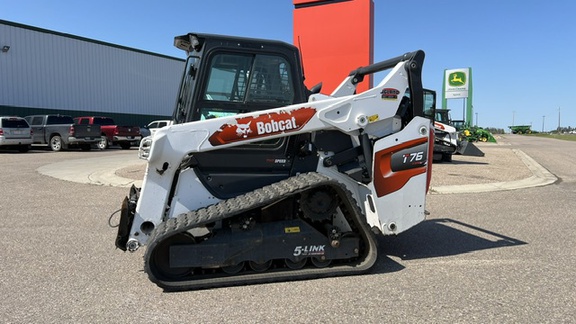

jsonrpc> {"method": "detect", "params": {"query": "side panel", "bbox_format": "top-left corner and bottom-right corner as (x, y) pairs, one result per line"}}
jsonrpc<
(168, 168), (221, 218)
(368, 117), (431, 234)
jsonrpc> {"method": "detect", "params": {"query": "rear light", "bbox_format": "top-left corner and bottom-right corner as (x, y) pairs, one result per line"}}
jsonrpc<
(114, 128), (119, 135)
(0, 128), (4, 136)
(30, 129), (33, 136)
(69, 126), (75, 136)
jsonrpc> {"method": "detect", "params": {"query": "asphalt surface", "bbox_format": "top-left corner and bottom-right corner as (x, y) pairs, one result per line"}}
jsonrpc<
(2, 135), (574, 323)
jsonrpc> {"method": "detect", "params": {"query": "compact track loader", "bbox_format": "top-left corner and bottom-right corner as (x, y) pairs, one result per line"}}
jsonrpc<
(115, 33), (433, 291)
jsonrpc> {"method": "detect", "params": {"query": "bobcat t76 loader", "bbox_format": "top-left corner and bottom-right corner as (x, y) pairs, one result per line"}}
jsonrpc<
(115, 33), (433, 291)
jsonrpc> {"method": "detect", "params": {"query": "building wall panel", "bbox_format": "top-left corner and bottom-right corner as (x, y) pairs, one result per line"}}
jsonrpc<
(0, 20), (184, 124)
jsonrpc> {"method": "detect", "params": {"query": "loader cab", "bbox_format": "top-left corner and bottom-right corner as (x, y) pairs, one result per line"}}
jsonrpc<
(172, 33), (316, 199)
(173, 33), (308, 124)
(435, 109), (452, 125)
(399, 88), (436, 126)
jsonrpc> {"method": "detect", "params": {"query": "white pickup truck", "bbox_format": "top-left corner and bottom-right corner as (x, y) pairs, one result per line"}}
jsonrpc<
(140, 120), (173, 138)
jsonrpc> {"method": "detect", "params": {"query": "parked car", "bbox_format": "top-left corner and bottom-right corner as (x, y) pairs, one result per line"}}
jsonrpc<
(0, 116), (33, 152)
(141, 120), (173, 138)
(24, 115), (101, 151)
(74, 116), (141, 150)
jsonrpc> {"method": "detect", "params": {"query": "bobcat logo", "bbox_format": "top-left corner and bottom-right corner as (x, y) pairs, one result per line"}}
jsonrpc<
(235, 121), (252, 138)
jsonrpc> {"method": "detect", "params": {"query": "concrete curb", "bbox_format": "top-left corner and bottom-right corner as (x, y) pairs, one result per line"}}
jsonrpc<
(429, 149), (557, 194)
(37, 148), (557, 194)
(37, 154), (145, 188)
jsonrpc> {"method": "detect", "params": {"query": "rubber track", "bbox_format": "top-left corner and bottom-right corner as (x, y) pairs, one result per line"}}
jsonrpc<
(144, 172), (378, 291)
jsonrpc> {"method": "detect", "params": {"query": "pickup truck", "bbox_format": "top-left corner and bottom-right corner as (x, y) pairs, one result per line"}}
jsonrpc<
(74, 116), (141, 150)
(24, 114), (102, 151)
(140, 119), (173, 138)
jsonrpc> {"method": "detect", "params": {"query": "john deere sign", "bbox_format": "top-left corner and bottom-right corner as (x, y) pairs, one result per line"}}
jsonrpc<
(442, 67), (473, 128)
(448, 71), (466, 87)
(444, 68), (470, 98)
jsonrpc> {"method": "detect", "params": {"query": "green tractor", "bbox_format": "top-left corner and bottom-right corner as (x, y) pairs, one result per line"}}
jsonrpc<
(461, 127), (497, 143)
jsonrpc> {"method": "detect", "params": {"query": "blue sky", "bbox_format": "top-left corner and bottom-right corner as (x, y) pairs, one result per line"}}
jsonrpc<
(2, 0), (575, 131)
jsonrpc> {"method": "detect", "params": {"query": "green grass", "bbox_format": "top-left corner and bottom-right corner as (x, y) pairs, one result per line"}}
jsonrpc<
(527, 133), (576, 141)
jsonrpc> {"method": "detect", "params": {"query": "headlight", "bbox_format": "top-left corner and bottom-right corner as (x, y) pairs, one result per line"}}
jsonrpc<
(138, 137), (153, 160)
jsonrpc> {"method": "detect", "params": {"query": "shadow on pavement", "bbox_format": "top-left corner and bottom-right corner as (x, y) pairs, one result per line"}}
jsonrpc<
(371, 218), (527, 274)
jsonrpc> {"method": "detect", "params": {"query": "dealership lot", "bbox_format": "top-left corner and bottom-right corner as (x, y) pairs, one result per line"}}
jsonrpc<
(1, 135), (575, 323)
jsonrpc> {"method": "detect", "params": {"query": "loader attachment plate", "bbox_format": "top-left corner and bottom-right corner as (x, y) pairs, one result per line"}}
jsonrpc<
(115, 185), (139, 251)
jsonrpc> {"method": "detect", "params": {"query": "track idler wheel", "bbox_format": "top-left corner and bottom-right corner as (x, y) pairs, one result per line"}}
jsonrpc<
(249, 260), (273, 272)
(149, 233), (195, 280)
(311, 257), (331, 268)
(285, 258), (307, 270)
(222, 262), (245, 275)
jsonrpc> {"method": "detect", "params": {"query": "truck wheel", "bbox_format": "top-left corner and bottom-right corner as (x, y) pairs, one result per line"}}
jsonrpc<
(97, 136), (108, 150)
(50, 135), (63, 152)
(119, 142), (131, 150)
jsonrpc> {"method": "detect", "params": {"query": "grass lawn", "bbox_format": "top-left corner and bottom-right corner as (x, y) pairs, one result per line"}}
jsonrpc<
(527, 133), (576, 141)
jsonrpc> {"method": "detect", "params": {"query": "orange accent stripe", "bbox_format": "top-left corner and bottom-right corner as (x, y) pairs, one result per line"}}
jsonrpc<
(373, 137), (428, 197)
(426, 129), (435, 193)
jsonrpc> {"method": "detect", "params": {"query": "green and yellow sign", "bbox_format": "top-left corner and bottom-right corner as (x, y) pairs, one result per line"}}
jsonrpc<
(444, 68), (470, 98)
(448, 71), (466, 87)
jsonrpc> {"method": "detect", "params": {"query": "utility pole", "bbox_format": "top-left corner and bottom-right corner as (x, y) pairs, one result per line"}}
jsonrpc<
(558, 107), (561, 132)
(475, 112), (478, 127)
(512, 111), (515, 126)
(542, 115), (545, 132)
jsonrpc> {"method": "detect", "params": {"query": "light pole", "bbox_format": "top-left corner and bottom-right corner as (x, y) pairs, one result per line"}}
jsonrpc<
(558, 107), (561, 132)
(475, 112), (478, 127)
(542, 115), (545, 132)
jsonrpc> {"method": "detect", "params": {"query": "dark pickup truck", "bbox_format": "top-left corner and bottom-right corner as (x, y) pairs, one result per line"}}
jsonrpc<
(24, 114), (102, 151)
(74, 116), (141, 150)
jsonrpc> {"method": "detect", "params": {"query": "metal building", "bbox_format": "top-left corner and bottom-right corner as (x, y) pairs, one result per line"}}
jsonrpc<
(0, 19), (184, 126)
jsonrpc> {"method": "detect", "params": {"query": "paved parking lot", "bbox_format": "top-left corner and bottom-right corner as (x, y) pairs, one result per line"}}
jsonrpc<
(1, 135), (575, 323)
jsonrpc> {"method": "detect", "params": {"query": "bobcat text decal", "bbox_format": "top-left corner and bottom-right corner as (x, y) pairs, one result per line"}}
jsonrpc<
(208, 107), (316, 146)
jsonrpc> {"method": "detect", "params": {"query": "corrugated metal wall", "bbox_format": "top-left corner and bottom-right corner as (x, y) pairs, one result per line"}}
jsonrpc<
(0, 20), (184, 120)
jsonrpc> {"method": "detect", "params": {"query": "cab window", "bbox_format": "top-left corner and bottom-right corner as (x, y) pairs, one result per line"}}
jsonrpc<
(203, 53), (294, 105)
